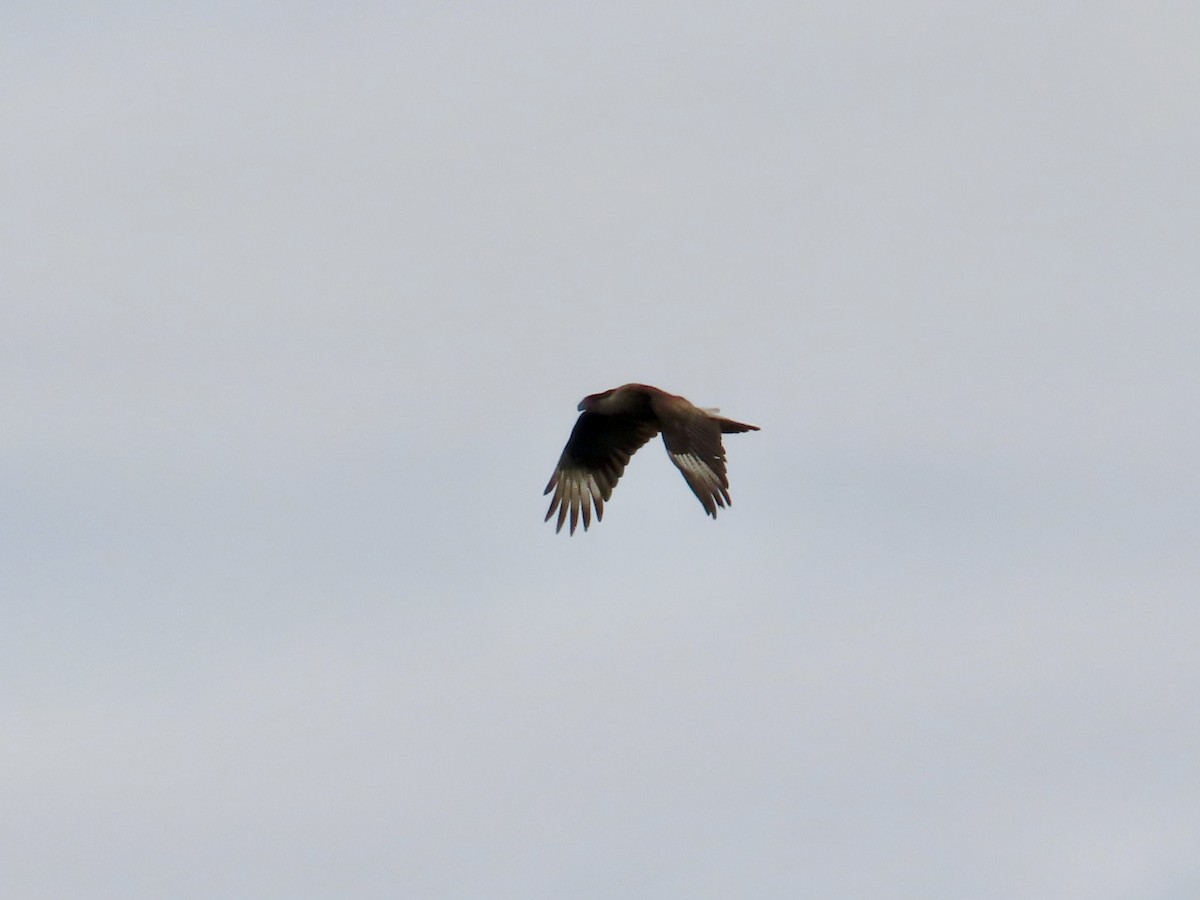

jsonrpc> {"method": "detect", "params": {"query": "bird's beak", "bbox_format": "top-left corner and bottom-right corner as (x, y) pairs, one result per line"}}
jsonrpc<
(577, 400), (587, 411)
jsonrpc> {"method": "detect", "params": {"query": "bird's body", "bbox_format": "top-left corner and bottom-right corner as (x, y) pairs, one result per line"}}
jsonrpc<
(543, 383), (759, 534)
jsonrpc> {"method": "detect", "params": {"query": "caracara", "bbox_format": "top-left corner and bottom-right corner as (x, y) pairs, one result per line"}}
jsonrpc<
(543, 383), (759, 534)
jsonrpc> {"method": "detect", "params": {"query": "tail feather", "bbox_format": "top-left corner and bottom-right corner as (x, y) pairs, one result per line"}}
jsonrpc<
(715, 416), (759, 434)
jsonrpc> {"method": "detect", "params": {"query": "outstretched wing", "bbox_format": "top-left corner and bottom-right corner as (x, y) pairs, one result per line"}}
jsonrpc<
(658, 410), (738, 518)
(544, 413), (659, 534)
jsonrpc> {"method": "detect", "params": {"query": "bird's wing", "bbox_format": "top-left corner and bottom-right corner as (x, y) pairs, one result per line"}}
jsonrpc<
(544, 412), (659, 534)
(657, 410), (733, 518)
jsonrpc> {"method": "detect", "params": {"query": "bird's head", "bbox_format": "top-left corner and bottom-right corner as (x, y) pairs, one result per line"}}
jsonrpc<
(577, 389), (614, 412)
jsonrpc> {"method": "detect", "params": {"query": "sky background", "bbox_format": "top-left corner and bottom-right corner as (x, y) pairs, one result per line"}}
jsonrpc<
(4, 2), (1199, 897)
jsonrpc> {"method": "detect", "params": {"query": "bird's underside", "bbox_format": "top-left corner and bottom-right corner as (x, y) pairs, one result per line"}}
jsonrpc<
(544, 383), (759, 534)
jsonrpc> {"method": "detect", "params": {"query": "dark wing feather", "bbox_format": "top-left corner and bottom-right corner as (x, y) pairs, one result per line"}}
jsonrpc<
(658, 410), (736, 518)
(543, 412), (659, 534)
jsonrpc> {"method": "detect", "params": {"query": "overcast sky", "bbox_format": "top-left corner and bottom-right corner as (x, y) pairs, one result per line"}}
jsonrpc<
(4, 2), (1199, 897)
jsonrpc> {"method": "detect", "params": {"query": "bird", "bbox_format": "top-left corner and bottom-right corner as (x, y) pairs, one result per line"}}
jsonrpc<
(543, 383), (759, 534)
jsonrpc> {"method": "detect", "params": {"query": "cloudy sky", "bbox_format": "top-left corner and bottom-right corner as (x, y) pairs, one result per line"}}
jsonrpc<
(5, 2), (1199, 897)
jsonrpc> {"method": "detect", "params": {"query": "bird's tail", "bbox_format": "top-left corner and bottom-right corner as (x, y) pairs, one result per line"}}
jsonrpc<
(713, 415), (760, 434)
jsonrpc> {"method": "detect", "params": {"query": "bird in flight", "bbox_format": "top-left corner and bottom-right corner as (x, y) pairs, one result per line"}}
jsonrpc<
(544, 383), (759, 534)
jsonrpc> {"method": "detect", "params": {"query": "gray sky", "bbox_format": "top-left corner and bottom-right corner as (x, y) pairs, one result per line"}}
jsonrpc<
(5, 2), (1199, 897)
